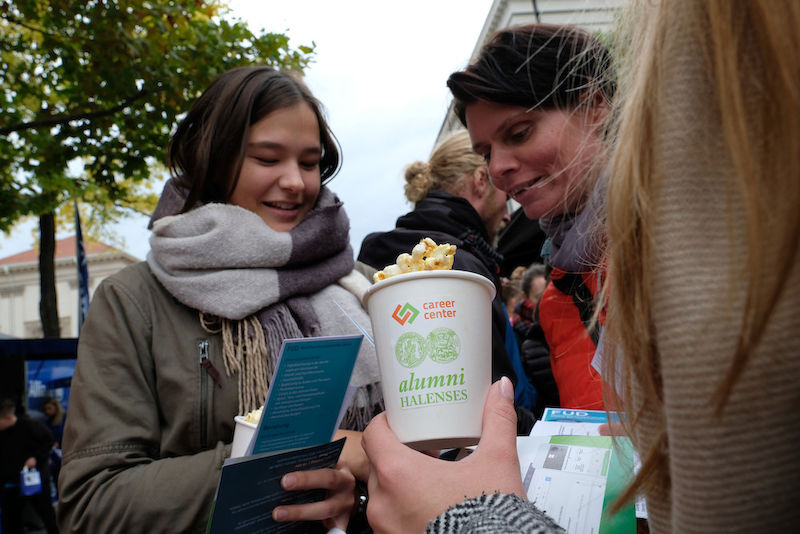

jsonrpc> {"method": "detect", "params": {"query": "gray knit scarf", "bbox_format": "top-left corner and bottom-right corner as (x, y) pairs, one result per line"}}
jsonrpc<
(146, 180), (382, 427)
(539, 171), (607, 272)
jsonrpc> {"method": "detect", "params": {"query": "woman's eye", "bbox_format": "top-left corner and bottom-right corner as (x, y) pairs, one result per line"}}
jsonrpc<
(300, 160), (320, 170)
(253, 156), (277, 165)
(509, 127), (529, 142)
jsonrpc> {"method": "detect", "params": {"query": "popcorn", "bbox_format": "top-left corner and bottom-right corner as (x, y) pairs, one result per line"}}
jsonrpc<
(243, 406), (262, 424)
(373, 238), (457, 283)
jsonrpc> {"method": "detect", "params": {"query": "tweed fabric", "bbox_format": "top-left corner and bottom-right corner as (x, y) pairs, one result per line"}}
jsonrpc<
(426, 494), (564, 534)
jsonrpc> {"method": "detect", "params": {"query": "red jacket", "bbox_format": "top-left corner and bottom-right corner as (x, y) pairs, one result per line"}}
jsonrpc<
(538, 267), (604, 409)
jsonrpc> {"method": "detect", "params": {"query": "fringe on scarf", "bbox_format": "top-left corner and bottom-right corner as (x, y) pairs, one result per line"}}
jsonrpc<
(200, 313), (273, 416)
(199, 309), (385, 425)
(339, 382), (385, 432)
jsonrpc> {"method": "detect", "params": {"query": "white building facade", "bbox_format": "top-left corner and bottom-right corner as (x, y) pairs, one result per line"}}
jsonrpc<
(0, 237), (139, 338)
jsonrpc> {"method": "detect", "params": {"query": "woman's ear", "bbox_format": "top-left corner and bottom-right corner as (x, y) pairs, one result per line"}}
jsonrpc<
(587, 91), (610, 128)
(472, 167), (490, 197)
(578, 89), (610, 129)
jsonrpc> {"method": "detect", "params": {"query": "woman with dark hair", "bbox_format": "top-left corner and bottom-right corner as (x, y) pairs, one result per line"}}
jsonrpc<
(363, 24), (613, 533)
(58, 66), (383, 533)
(449, 23), (614, 412)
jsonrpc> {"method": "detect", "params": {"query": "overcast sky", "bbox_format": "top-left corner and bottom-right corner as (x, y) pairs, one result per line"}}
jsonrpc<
(0, 0), (492, 261)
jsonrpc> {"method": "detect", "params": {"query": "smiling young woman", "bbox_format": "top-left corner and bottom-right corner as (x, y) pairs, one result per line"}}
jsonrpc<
(57, 67), (384, 534)
(230, 102), (323, 231)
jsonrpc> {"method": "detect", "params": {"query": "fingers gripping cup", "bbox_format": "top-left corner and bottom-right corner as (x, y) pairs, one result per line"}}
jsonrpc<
(363, 270), (495, 450)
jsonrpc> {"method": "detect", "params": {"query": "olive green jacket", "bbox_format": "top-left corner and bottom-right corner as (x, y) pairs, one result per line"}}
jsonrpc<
(57, 261), (378, 533)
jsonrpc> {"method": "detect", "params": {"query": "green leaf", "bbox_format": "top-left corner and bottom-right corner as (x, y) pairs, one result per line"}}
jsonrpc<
(0, 0), (315, 233)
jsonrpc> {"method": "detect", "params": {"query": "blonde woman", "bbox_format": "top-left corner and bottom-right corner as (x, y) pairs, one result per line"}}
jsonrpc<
(602, 0), (800, 531)
(362, 2), (799, 532)
(357, 130), (540, 416)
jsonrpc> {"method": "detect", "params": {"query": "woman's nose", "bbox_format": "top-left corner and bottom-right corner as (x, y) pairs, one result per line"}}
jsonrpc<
(279, 163), (305, 191)
(488, 148), (518, 192)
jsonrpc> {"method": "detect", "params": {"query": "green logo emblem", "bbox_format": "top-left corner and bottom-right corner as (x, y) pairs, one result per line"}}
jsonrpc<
(426, 328), (461, 363)
(392, 303), (420, 325)
(395, 332), (427, 368)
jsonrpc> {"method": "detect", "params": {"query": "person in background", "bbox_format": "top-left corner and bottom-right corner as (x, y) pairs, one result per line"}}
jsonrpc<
(357, 129), (538, 422)
(511, 262), (547, 345)
(58, 66), (383, 534)
(40, 397), (65, 448)
(0, 398), (59, 534)
(521, 263), (547, 310)
(501, 277), (525, 326)
(500, 265), (527, 327)
(40, 396), (65, 500)
(362, 1), (800, 532)
(517, 263), (559, 418)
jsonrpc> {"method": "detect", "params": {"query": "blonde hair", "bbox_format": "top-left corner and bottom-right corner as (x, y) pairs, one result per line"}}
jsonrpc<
(42, 397), (65, 426)
(403, 129), (486, 203)
(603, 0), (800, 508)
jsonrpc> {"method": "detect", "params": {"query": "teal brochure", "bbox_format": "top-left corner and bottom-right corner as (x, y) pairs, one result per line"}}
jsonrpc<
(207, 438), (346, 534)
(207, 334), (363, 534)
(541, 407), (622, 424)
(246, 334), (363, 456)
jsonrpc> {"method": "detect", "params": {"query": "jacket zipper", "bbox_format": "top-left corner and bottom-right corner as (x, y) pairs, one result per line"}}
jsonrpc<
(199, 340), (208, 448)
(200, 341), (223, 389)
(198, 340), (222, 448)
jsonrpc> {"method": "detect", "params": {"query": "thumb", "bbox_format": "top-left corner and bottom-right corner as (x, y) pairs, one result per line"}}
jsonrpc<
(467, 376), (526, 498)
(475, 376), (518, 456)
(362, 412), (414, 466)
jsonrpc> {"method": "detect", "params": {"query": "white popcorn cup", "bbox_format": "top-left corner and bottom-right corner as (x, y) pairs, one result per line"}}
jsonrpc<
(231, 415), (256, 458)
(363, 270), (495, 450)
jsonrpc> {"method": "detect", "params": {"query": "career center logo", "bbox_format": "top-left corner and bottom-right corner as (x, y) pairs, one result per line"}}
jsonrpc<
(392, 303), (420, 325)
(395, 328), (461, 368)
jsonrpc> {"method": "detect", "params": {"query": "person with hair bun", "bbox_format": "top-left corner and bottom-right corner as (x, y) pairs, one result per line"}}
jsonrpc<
(357, 129), (540, 422)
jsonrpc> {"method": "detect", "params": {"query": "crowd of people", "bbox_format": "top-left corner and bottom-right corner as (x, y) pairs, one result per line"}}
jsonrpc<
(363, 1), (799, 533)
(2, 0), (797, 532)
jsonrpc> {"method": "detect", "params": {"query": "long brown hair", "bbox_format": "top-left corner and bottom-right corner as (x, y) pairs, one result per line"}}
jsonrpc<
(447, 24), (616, 125)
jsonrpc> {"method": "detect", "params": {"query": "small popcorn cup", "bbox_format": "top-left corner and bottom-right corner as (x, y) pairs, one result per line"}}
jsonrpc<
(363, 270), (495, 450)
(230, 415), (257, 458)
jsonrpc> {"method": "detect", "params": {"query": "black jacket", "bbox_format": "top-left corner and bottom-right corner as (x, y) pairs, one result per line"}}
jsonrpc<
(0, 415), (54, 484)
(520, 320), (560, 419)
(358, 190), (517, 386)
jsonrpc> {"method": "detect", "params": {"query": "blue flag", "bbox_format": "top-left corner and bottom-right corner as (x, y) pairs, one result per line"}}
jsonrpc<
(75, 201), (90, 333)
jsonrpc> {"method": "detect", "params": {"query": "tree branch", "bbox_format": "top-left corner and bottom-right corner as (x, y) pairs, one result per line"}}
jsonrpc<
(0, 89), (153, 136)
(0, 9), (64, 40)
